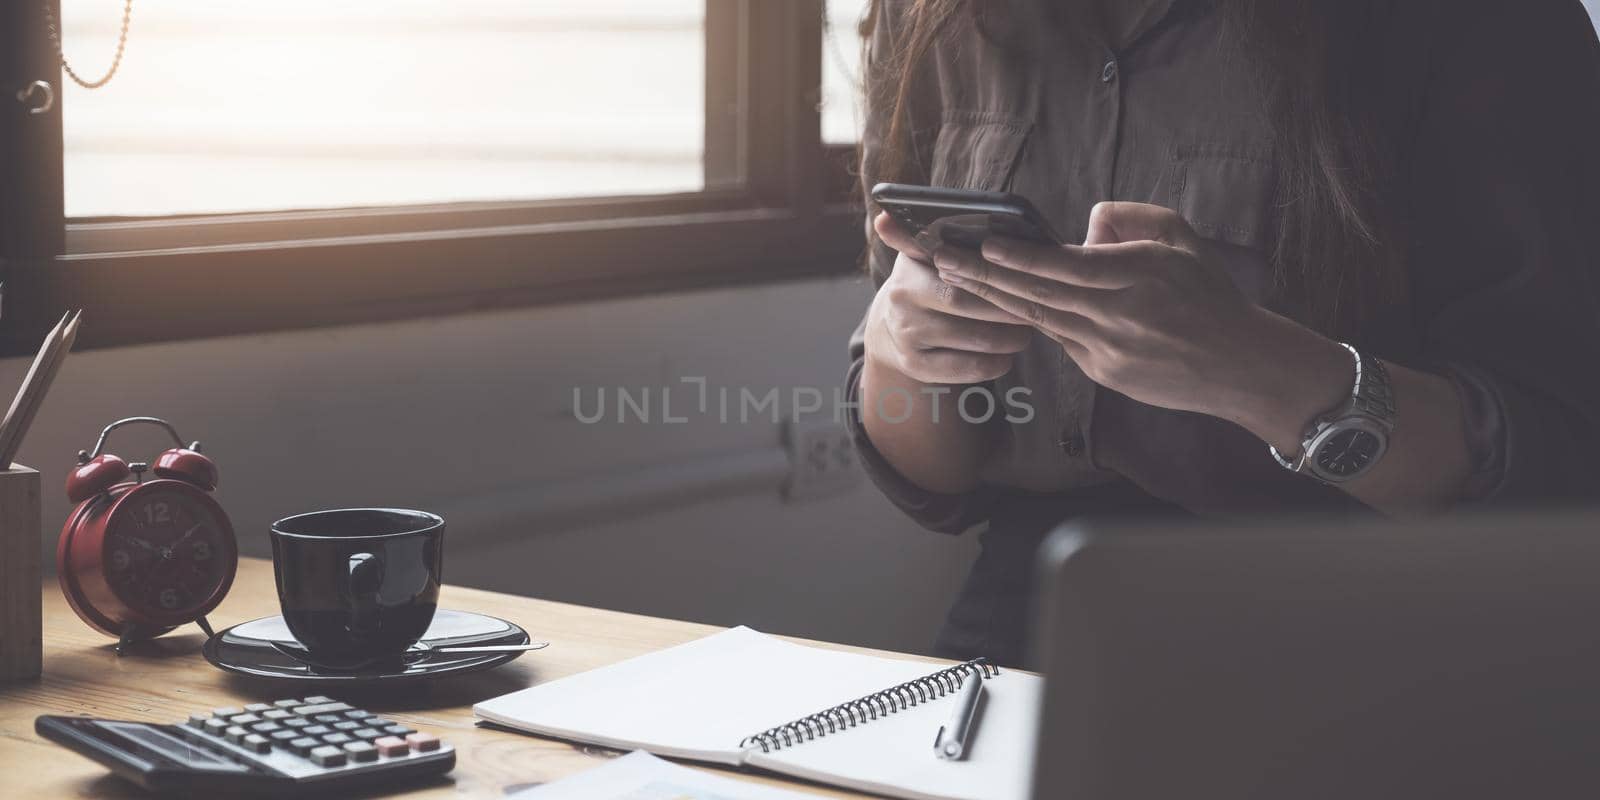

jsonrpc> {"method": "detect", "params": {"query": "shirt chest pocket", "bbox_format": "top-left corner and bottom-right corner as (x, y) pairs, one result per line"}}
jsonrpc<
(1162, 144), (1279, 302)
(1164, 144), (1277, 251)
(929, 112), (1032, 192)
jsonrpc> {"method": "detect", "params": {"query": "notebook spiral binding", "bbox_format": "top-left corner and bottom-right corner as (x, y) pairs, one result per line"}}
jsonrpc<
(738, 658), (999, 754)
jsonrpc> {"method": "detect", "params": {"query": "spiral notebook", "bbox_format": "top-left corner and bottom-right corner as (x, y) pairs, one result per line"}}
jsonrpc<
(473, 627), (1041, 800)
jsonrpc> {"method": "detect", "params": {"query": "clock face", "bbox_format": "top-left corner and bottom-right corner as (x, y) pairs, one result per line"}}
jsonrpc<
(102, 485), (236, 620)
(1315, 428), (1383, 479)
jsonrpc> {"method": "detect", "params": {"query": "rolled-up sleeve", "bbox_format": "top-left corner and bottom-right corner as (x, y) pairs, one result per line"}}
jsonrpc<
(846, 0), (992, 534)
(1408, 0), (1600, 504)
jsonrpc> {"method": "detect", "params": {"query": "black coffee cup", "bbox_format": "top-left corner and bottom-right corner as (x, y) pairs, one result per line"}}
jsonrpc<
(270, 508), (444, 667)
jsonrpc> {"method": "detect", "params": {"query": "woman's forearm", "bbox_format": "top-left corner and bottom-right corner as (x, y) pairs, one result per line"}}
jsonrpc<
(1231, 308), (1474, 515)
(859, 355), (995, 495)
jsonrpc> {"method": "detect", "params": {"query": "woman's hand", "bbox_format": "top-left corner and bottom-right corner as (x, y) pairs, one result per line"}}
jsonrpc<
(858, 213), (1036, 495)
(932, 201), (1350, 450)
(865, 213), (1035, 385)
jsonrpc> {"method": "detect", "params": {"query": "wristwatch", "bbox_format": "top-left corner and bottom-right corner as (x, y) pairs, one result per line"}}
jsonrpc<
(1270, 342), (1396, 483)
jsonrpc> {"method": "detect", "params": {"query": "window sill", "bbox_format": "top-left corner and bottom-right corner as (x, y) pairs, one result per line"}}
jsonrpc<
(1, 203), (864, 356)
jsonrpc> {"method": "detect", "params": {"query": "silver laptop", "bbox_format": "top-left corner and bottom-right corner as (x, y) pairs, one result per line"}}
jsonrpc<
(1029, 512), (1600, 800)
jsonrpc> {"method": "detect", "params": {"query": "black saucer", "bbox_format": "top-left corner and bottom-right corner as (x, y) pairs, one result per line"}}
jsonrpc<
(203, 609), (532, 685)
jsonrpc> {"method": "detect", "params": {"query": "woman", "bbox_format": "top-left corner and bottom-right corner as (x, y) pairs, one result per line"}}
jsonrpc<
(847, 0), (1600, 666)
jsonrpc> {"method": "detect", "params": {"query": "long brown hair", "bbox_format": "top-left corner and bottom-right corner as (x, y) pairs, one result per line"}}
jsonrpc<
(863, 0), (1408, 339)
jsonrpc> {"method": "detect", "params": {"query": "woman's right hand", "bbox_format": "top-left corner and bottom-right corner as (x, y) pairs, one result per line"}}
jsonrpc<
(864, 213), (1034, 385)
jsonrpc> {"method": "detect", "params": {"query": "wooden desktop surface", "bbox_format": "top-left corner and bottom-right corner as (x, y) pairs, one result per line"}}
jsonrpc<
(0, 557), (944, 798)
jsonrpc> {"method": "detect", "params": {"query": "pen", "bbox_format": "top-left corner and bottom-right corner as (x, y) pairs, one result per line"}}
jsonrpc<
(934, 669), (983, 760)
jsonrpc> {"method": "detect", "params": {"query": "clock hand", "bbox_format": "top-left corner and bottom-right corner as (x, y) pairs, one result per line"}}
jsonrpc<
(122, 536), (159, 553)
(172, 522), (205, 548)
(1334, 437), (1356, 463)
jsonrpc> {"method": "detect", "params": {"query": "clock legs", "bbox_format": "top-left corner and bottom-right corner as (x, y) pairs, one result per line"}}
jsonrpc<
(111, 622), (186, 655)
(114, 624), (162, 656)
(196, 615), (216, 638)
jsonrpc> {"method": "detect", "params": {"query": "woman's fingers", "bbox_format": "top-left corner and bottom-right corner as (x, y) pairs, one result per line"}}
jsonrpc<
(944, 278), (1099, 344)
(933, 245), (1112, 317)
(891, 252), (1025, 324)
(980, 237), (1152, 289)
(1084, 201), (1201, 249)
(874, 212), (931, 261)
(910, 311), (1035, 354)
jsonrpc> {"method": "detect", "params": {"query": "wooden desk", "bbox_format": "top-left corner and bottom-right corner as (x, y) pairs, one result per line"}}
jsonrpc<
(0, 558), (941, 798)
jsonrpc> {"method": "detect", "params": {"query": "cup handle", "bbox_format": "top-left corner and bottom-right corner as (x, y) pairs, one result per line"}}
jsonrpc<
(345, 552), (385, 635)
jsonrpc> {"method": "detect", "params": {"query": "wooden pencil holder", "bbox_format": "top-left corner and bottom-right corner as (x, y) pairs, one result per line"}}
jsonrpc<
(0, 465), (42, 681)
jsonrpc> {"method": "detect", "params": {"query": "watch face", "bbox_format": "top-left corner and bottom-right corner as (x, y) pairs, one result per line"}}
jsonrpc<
(1315, 428), (1383, 479)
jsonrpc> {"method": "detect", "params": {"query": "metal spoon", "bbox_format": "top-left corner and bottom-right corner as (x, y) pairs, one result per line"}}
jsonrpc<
(413, 640), (549, 655)
(269, 639), (548, 672)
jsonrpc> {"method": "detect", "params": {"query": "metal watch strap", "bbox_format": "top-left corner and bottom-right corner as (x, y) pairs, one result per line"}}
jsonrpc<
(1269, 342), (1394, 474)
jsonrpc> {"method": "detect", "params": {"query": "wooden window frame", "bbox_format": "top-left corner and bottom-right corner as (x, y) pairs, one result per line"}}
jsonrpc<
(0, 0), (863, 355)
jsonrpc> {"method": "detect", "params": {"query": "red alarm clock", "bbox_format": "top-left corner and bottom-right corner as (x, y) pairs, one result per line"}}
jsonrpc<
(57, 417), (237, 654)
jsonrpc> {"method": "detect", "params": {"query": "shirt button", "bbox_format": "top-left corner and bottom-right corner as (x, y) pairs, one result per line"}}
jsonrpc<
(1100, 59), (1118, 83)
(1059, 433), (1085, 458)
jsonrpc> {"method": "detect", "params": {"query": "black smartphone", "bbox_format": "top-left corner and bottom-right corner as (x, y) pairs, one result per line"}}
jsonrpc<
(870, 182), (1064, 251)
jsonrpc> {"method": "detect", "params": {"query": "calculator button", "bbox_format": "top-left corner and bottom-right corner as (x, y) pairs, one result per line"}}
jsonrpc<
(374, 736), (409, 757)
(187, 713), (210, 728)
(309, 745), (347, 767)
(229, 713), (262, 726)
(287, 737), (320, 756)
(224, 726), (250, 743)
(210, 707), (242, 718)
(270, 730), (300, 743)
(203, 718), (229, 735)
(302, 695), (336, 705)
(382, 724), (413, 737)
(294, 702), (353, 716)
(250, 721), (282, 734)
(244, 703), (273, 713)
(303, 725), (332, 736)
(332, 721), (361, 732)
(262, 709), (292, 720)
(343, 709), (372, 720)
(404, 733), (440, 752)
(283, 717), (310, 728)
(343, 741), (378, 762)
(242, 734), (271, 754)
(321, 732), (353, 745)
(273, 698), (303, 708)
(314, 714), (342, 723)
(349, 728), (381, 741)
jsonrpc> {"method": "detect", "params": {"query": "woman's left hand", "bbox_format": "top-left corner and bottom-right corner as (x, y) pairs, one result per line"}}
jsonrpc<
(931, 201), (1349, 445)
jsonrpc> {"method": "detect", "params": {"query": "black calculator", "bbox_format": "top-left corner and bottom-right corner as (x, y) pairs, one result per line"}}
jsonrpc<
(36, 696), (455, 796)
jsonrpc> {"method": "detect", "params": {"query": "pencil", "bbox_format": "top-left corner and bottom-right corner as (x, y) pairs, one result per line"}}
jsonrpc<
(0, 310), (80, 468)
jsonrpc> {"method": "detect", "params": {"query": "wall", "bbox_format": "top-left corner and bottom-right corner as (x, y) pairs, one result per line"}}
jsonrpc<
(2, 275), (980, 655)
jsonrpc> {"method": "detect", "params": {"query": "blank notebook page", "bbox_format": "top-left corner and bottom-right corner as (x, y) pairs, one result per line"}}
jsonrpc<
(473, 626), (944, 763)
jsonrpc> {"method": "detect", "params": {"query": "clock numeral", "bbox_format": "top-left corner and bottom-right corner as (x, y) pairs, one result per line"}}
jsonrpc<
(144, 502), (171, 525)
(159, 588), (180, 609)
(110, 550), (131, 570)
(192, 540), (211, 561)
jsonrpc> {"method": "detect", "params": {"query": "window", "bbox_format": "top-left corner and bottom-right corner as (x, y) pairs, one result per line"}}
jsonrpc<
(0, 1), (864, 354)
(822, 0), (869, 146)
(63, 1), (709, 217)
